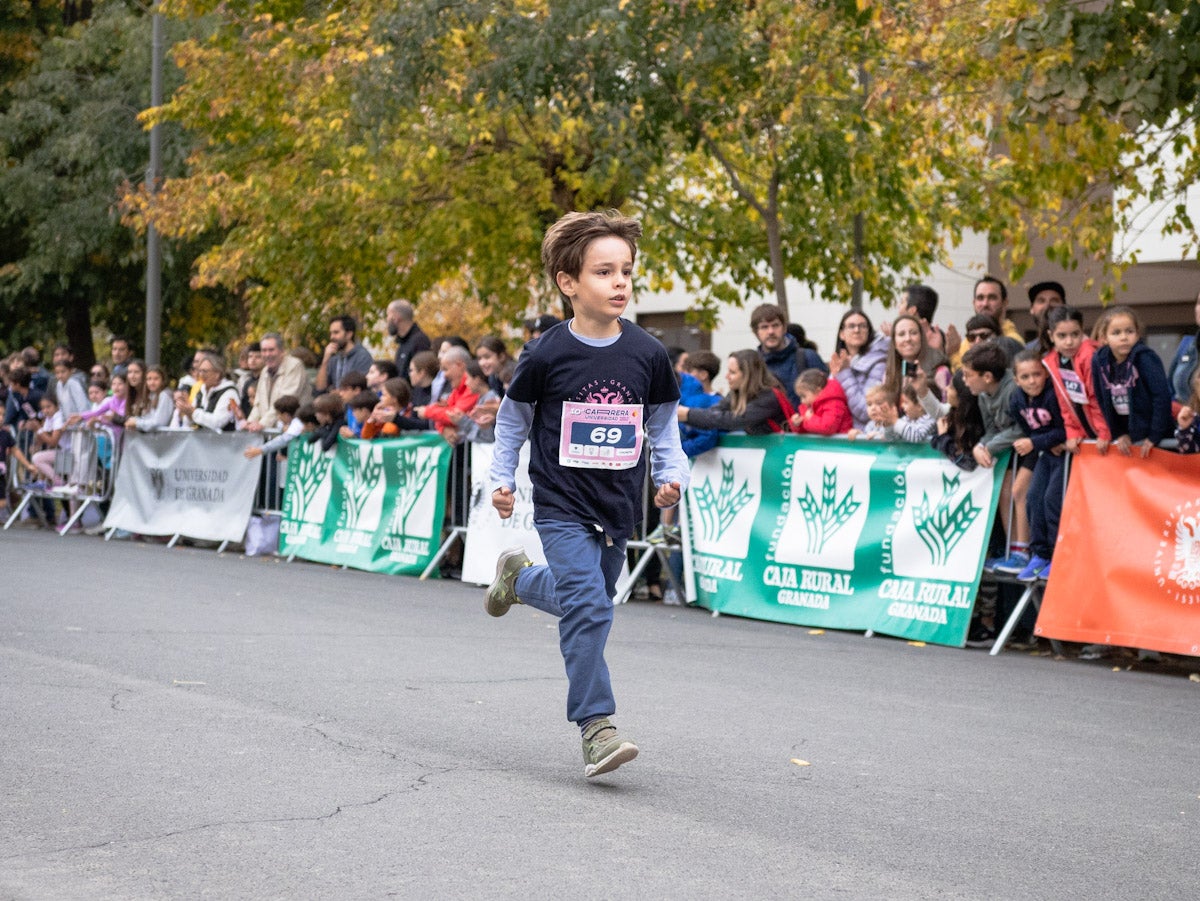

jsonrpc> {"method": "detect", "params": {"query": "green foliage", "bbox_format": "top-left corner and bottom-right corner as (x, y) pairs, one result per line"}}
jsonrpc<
(0, 0), (239, 366)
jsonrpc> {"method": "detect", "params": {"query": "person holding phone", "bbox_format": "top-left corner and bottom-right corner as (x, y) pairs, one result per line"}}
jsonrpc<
(882, 314), (951, 404)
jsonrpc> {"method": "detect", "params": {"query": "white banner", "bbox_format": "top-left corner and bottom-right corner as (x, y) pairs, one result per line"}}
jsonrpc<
(461, 443), (546, 585)
(105, 430), (263, 542)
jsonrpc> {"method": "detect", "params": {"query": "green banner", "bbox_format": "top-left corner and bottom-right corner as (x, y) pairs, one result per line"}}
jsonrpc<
(687, 435), (1008, 646)
(279, 434), (451, 575)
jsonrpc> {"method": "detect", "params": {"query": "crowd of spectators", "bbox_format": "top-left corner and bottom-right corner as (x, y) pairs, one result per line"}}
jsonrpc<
(4, 282), (1199, 660)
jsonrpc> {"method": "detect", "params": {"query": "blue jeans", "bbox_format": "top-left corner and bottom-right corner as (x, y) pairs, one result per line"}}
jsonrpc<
(515, 519), (627, 725)
(1028, 451), (1065, 559)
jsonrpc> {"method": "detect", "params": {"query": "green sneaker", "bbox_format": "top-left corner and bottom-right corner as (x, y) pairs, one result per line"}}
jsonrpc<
(485, 547), (530, 617)
(581, 718), (639, 778)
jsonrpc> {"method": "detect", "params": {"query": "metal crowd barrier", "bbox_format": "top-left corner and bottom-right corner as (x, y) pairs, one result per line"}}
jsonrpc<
(419, 442), (471, 579)
(3, 424), (121, 535)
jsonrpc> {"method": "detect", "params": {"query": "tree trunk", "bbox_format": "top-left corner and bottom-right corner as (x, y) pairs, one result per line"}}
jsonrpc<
(63, 290), (94, 370)
(764, 206), (789, 322)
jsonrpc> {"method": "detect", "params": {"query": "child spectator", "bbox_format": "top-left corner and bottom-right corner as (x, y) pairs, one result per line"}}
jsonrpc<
(341, 390), (378, 439)
(125, 365), (174, 431)
(366, 359), (399, 393)
(244, 395), (303, 460)
(487, 210), (688, 779)
(679, 350), (722, 457)
(454, 361), (500, 443)
(336, 371), (370, 436)
(932, 372), (985, 471)
(1008, 350), (1067, 581)
(1091, 305), (1174, 458)
(895, 383), (937, 442)
(847, 385), (898, 440)
(649, 351), (723, 557)
(307, 392), (345, 452)
(962, 340), (1026, 574)
(296, 403), (319, 434)
(789, 369), (853, 435)
(86, 379), (107, 407)
(407, 350), (438, 407)
(1041, 305), (1110, 451)
(69, 372), (129, 439)
(1176, 369), (1200, 453)
(19, 395), (64, 488)
(362, 378), (411, 439)
(51, 359), (89, 420)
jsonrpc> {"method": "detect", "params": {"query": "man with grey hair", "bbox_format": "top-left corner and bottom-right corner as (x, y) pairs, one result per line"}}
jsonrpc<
(246, 332), (312, 431)
(175, 351), (240, 432)
(416, 345), (478, 441)
(387, 298), (431, 378)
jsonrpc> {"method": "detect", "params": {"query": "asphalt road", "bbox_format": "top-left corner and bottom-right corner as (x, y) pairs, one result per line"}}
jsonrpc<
(2, 528), (1198, 900)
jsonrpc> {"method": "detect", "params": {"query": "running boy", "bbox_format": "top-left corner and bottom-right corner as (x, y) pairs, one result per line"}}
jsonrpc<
(488, 210), (689, 779)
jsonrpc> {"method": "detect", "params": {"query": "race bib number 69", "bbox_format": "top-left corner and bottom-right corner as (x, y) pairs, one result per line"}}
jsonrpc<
(558, 401), (644, 470)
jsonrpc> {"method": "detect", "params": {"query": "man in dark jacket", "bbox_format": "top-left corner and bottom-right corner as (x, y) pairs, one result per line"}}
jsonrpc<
(387, 299), (432, 378)
(750, 303), (826, 408)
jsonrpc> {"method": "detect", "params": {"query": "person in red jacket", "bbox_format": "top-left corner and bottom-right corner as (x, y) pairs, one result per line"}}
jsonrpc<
(416, 346), (480, 441)
(1040, 305), (1110, 450)
(789, 369), (853, 435)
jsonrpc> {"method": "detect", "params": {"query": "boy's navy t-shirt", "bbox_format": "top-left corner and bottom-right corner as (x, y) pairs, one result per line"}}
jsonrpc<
(505, 319), (680, 539)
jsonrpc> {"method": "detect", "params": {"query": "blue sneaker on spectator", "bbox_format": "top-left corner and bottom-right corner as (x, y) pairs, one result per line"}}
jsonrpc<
(1017, 555), (1051, 581)
(992, 550), (1030, 575)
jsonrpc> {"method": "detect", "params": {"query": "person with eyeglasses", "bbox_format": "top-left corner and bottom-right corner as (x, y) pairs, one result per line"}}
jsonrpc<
(963, 313), (1024, 364)
(174, 351), (241, 432)
(828, 309), (888, 430)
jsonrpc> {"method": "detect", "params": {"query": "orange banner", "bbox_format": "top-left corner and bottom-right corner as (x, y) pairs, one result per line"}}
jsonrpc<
(1037, 445), (1200, 656)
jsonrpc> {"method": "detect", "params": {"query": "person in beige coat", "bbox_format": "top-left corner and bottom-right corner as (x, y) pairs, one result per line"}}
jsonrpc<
(244, 333), (312, 431)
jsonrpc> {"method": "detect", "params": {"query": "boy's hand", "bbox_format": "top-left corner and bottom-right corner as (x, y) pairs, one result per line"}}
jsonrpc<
(972, 443), (994, 467)
(1013, 437), (1033, 455)
(847, 428), (860, 440)
(492, 487), (515, 519)
(338, 425), (354, 439)
(654, 481), (681, 509)
(1178, 405), (1196, 430)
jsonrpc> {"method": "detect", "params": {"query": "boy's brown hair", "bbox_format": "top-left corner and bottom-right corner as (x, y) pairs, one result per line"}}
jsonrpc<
(687, 350), (721, 382)
(337, 371), (368, 392)
(349, 390), (378, 413)
(408, 350), (438, 379)
(273, 394), (301, 417)
(541, 210), (641, 304)
(313, 392), (345, 420)
(382, 377), (411, 408)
